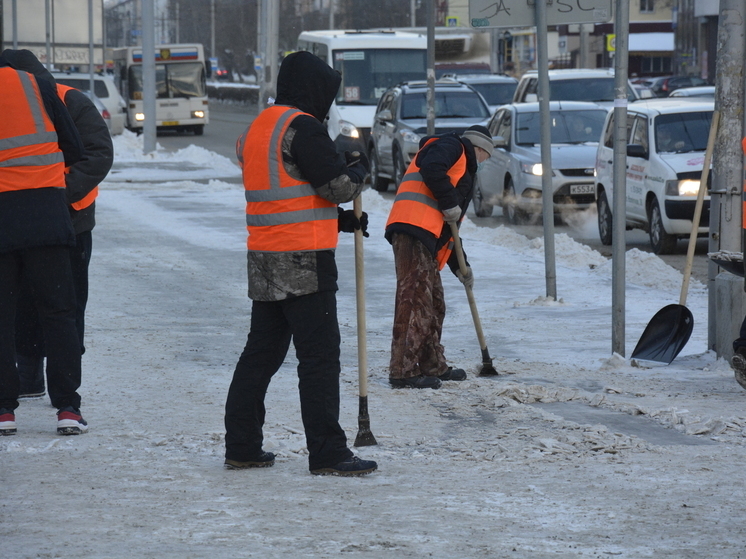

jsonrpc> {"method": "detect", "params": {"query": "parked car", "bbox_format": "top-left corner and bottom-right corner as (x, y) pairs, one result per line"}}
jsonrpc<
(668, 85), (715, 98)
(368, 79), (491, 191)
(52, 71), (127, 135)
(446, 73), (518, 114)
(512, 69), (639, 107)
(594, 98), (714, 254)
(651, 75), (708, 97)
(473, 101), (608, 220)
(632, 84), (656, 99)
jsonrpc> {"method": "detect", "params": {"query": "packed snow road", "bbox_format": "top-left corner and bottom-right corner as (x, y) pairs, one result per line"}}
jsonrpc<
(2, 133), (745, 558)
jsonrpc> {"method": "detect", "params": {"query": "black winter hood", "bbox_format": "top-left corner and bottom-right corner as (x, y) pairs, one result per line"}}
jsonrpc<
(274, 51), (340, 123)
(0, 49), (55, 84)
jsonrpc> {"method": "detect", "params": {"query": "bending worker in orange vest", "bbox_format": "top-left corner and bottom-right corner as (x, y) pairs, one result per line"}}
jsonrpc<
(0, 51), (86, 435)
(1, 50), (113, 401)
(224, 51), (377, 476)
(385, 125), (493, 389)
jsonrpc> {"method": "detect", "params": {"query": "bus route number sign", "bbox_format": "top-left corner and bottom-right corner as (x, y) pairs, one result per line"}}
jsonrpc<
(469, 0), (613, 28)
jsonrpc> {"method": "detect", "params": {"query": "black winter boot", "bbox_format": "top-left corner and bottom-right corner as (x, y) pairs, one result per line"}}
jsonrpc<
(17, 354), (45, 398)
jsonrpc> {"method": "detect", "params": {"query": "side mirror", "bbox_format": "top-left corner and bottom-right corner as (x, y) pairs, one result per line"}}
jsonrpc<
(525, 93), (538, 102)
(493, 135), (507, 149)
(376, 109), (393, 122)
(627, 144), (648, 159)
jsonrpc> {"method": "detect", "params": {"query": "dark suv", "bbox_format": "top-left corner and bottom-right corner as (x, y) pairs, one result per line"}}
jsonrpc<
(368, 80), (491, 191)
(651, 75), (708, 97)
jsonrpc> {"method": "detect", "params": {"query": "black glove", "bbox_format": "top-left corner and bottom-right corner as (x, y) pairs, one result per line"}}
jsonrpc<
(344, 150), (370, 173)
(337, 208), (369, 237)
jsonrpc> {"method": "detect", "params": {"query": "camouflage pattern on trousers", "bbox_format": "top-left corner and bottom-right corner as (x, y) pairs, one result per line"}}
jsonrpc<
(389, 234), (448, 379)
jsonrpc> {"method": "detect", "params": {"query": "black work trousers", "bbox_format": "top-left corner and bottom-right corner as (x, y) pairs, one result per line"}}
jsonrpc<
(0, 246), (81, 411)
(224, 291), (353, 471)
(16, 230), (92, 358)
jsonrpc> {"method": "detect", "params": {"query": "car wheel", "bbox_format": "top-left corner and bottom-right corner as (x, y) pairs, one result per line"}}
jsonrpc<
(597, 189), (613, 245)
(472, 181), (493, 217)
(648, 197), (677, 254)
(503, 179), (525, 225)
(369, 148), (389, 192)
(393, 148), (406, 190)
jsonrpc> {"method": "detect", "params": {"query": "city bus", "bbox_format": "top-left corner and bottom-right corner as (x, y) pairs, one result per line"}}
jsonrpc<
(112, 43), (209, 135)
(296, 29), (427, 152)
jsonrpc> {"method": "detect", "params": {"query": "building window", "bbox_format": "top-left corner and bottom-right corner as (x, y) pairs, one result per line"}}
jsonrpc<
(640, 0), (655, 13)
(642, 56), (672, 74)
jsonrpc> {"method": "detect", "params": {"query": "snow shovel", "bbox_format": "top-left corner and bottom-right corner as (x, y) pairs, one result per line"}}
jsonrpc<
(352, 195), (377, 447)
(448, 222), (499, 376)
(631, 110), (720, 364)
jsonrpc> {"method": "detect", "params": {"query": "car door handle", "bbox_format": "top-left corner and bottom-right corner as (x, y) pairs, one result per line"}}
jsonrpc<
(607, 160), (612, 164)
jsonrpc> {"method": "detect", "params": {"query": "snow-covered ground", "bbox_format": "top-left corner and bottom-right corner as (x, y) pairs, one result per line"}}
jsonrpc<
(3, 131), (746, 558)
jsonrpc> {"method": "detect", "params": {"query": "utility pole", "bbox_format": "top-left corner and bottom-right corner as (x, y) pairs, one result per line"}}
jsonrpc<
(579, 23), (589, 68)
(329, 0), (334, 30)
(411, 0), (416, 27)
(709, 0), (745, 357)
(142, 0), (156, 154)
(426, 0), (435, 136)
(210, 0), (215, 60)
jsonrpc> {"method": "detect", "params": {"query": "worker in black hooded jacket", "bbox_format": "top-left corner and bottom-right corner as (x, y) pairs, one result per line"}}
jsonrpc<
(1, 49), (114, 400)
(224, 51), (377, 476)
(0, 49), (86, 436)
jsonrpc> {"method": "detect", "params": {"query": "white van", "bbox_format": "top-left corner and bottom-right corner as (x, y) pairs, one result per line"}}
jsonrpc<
(594, 98), (714, 254)
(297, 29), (427, 153)
(513, 68), (639, 107)
(52, 71), (127, 135)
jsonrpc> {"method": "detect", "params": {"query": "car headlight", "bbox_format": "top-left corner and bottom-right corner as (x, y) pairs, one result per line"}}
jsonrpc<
(399, 129), (422, 144)
(665, 179), (700, 196)
(135, 112), (145, 122)
(521, 162), (544, 176)
(338, 120), (360, 139)
(191, 110), (205, 119)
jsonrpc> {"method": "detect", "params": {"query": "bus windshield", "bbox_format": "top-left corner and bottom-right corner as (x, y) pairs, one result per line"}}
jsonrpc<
(128, 62), (206, 100)
(332, 49), (426, 106)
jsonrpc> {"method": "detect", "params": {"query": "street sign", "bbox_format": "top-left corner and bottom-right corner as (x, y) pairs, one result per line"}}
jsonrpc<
(469, 0), (613, 28)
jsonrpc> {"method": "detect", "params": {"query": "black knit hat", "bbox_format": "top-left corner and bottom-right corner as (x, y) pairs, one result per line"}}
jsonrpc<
(461, 125), (493, 156)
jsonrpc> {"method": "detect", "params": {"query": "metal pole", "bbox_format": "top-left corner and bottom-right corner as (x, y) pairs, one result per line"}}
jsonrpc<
(709, 0), (745, 354)
(175, 2), (180, 43)
(211, 0), (215, 60)
(12, 0), (18, 49)
(535, 0), (556, 300)
(411, 0), (416, 27)
(267, 0), (279, 102)
(579, 23), (589, 68)
(142, 0), (156, 154)
(426, 0), (435, 136)
(45, 0), (51, 70)
(611, 0), (629, 356)
(329, 0), (334, 30)
(88, 0), (94, 93)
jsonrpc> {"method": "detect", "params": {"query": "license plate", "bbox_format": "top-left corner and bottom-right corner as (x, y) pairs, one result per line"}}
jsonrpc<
(162, 121), (179, 126)
(570, 184), (594, 195)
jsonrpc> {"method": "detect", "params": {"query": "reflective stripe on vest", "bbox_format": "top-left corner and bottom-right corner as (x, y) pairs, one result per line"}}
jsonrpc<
(242, 105), (338, 252)
(0, 68), (65, 192)
(56, 83), (99, 212)
(385, 138), (467, 269)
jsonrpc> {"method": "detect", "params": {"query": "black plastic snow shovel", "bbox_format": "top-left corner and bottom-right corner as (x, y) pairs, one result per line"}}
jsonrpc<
(632, 111), (719, 364)
(449, 222), (499, 376)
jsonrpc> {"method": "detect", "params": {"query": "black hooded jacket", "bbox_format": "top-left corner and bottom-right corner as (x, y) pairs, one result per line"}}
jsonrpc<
(385, 133), (478, 274)
(0, 49), (84, 252)
(241, 51), (366, 302)
(1, 49), (113, 235)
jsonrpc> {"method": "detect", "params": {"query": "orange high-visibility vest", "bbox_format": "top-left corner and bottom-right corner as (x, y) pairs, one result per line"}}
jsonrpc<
(239, 105), (338, 252)
(386, 137), (467, 270)
(0, 67), (65, 193)
(55, 83), (98, 211)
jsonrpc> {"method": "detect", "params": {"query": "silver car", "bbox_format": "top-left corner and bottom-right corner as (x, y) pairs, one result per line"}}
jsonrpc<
(368, 79), (491, 192)
(473, 101), (608, 222)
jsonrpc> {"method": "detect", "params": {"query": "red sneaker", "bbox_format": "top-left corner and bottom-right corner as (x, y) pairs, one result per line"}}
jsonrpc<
(57, 406), (89, 435)
(0, 408), (17, 435)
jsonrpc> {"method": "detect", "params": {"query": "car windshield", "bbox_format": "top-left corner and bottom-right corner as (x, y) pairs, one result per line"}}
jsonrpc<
(54, 77), (110, 99)
(333, 49), (427, 106)
(515, 109), (608, 145)
(549, 78), (635, 102)
(654, 111), (713, 153)
(468, 82), (517, 106)
(401, 91), (490, 119)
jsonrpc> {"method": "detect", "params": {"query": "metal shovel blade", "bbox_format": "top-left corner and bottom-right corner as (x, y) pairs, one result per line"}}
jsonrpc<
(631, 304), (694, 364)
